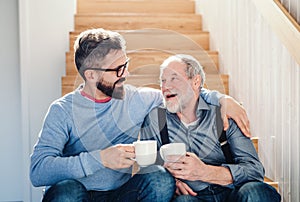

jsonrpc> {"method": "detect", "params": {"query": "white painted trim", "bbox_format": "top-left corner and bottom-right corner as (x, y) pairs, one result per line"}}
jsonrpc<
(19, 0), (32, 201)
(252, 0), (300, 66)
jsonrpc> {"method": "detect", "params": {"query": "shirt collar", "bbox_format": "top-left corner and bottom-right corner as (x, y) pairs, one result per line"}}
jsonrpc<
(196, 96), (211, 117)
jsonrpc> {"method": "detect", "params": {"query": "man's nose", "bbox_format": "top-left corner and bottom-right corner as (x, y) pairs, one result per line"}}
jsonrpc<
(161, 80), (172, 90)
(123, 68), (129, 77)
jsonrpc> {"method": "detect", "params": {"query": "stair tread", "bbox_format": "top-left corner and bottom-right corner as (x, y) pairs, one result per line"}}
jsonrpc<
(77, 0), (195, 14)
(65, 50), (219, 75)
(70, 29), (209, 35)
(264, 177), (279, 191)
(74, 13), (202, 31)
(76, 13), (201, 17)
(69, 29), (210, 51)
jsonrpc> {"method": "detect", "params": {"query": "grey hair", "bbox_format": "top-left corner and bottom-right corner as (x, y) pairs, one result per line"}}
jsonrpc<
(160, 54), (206, 89)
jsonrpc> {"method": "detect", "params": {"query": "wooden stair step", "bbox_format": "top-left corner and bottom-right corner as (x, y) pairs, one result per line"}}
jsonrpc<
(251, 137), (258, 153)
(65, 50), (219, 76)
(126, 50), (219, 74)
(264, 177), (279, 191)
(74, 13), (202, 31)
(126, 72), (228, 93)
(251, 137), (279, 191)
(205, 74), (229, 95)
(77, 0), (195, 14)
(69, 29), (210, 51)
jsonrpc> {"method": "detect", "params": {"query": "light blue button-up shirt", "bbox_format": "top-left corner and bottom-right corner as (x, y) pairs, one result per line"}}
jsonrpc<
(141, 96), (265, 191)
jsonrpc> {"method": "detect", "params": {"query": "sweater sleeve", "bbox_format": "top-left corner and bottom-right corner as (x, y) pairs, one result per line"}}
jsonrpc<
(200, 88), (224, 106)
(30, 104), (103, 187)
(139, 87), (163, 109)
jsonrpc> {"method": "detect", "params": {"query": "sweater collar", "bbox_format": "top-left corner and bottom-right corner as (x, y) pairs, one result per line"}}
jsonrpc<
(80, 90), (112, 103)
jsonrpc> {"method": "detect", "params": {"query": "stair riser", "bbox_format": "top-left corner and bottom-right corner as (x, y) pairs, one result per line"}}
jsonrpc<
(69, 31), (210, 51)
(77, 0), (195, 14)
(65, 51), (219, 75)
(74, 14), (202, 31)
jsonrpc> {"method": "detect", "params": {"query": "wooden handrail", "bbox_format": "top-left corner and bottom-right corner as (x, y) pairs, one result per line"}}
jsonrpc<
(252, 0), (300, 66)
(273, 0), (300, 32)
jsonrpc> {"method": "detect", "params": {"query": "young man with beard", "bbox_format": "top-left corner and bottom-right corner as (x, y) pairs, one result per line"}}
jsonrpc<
(141, 54), (281, 202)
(30, 29), (251, 201)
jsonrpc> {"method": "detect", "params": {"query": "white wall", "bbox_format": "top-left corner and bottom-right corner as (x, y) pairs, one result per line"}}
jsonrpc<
(18, 0), (75, 201)
(0, 0), (22, 201)
(195, 1), (300, 202)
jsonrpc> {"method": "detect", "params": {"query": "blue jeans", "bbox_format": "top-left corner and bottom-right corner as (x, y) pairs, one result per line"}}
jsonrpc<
(173, 181), (281, 202)
(43, 166), (175, 202)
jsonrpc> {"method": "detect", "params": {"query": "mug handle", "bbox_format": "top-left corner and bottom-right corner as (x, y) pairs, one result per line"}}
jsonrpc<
(159, 147), (165, 161)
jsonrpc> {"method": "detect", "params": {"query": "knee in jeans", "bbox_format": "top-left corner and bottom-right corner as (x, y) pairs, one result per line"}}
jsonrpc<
(149, 167), (175, 188)
(55, 179), (86, 193)
(43, 179), (88, 202)
(237, 181), (281, 201)
(173, 195), (198, 202)
(142, 166), (175, 194)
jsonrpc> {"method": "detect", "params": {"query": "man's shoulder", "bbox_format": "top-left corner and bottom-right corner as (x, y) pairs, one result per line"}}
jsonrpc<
(49, 91), (77, 111)
(55, 91), (75, 103)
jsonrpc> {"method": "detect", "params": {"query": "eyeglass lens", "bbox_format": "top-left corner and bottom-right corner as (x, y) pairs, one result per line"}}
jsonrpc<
(117, 61), (129, 77)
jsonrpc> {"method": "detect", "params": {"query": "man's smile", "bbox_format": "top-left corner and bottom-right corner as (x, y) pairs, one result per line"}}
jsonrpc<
(165, 93), (178, 100)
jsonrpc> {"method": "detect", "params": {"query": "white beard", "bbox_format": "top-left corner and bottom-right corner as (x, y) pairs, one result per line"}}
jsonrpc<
(166, 100), (180, 113)
(165, 94), (186, 113)
(165, 88), (194, 114)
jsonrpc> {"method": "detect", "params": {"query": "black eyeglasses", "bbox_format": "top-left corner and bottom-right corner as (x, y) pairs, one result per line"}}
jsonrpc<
(85, 58), (130, 77)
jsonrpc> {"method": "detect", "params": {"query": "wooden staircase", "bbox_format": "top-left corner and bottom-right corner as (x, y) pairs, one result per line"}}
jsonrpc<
(62, 0), (227, 96)
(62, 0), (278, 191)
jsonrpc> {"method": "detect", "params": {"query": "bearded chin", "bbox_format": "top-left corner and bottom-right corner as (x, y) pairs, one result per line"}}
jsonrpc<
(96, 81), (124, 99)
(112, 85), (125, 99)
(166, 101), (180, 113)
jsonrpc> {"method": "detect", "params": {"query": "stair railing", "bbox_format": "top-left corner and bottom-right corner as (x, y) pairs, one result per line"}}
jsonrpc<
(274, 0), (300, 32)
(252, 0), (300, 66)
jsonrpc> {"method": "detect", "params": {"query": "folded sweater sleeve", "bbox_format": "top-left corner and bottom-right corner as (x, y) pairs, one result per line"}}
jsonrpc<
(30, 104), (104, 187)
(200, 88), (224, 106)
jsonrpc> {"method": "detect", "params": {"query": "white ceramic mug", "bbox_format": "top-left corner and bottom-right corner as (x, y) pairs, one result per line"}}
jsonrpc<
(159, 143), (186, 163)
(133, 140), (157, 166)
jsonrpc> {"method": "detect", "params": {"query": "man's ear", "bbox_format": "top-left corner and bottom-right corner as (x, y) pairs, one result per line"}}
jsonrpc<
(84, 70), (97, 81)
(193, 75), (202, 89)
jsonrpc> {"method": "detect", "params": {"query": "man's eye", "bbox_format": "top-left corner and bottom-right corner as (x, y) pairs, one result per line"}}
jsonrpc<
(171, 77), (177, 81)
